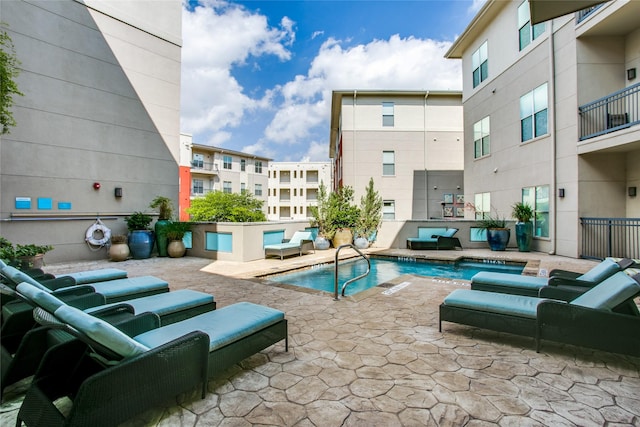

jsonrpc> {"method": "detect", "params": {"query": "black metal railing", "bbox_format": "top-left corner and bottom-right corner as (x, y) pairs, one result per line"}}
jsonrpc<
(580, 217), (640, 260)
(576, 4), (603, 23)
(578, 82), (640, 140)
(191, 161), (219, 173)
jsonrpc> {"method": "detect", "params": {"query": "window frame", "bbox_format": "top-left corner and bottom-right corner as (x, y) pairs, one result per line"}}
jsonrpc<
(222, 181), (232, 194)
(382, 200), (395, 220)
(240, 159), (246, 172)
(473, 116), (491, 159)
(192, 153), (204, 169)
(522, 185), (549, 238)
(382, 151), (395, 176)
(255, 183), (263, 196)
(382, 102), (394, 127)
(518, 1), (546, 51)
(192, 179), (204, 195)
(472, 41), (488, 88)
(223, 155), (232, 170)
(255, 161), (263, 174)
(474, 192), (490, 219)
(520, 83), (548, 142)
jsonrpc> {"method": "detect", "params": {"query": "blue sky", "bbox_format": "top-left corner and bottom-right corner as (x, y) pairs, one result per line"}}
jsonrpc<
(181, 0), (484, 162)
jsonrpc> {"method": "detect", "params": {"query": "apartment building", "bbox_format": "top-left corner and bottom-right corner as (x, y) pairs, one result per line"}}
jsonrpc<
(0, 0), (182, 262)
(329, 90), (464, 221)
(267, 162), (333, 220)
(445, 0), (640, 258)
(178, 134), (270, 220)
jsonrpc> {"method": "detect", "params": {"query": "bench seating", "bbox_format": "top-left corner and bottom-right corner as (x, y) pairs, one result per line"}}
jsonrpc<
(406, 227), (461, 250)
(16, 302), (287, 427)
(264, 230), (315, 260)
(440, 271), (640, 356)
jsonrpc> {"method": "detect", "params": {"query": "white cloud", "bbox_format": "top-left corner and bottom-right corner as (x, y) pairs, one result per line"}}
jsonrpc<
(180, 1), (294, 139)
(261, 35), (461, 159)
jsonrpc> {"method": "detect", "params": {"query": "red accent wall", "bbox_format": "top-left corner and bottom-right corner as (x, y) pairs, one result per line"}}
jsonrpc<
(178, 166), (191, 221)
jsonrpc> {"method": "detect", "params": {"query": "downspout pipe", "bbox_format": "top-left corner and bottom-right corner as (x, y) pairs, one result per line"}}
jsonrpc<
(424, 91), (430, 218)
(548, 20), (557, 255)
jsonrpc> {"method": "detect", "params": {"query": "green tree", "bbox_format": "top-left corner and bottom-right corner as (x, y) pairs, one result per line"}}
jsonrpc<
(325, 185), (360, 239)
(187, 191), (266, 222)
(356, 178), (382, 239)
(1, 25), (23, 134)
(308, 180), (329, 235)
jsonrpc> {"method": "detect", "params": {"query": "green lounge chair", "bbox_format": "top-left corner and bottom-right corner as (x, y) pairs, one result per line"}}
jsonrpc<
(406, 227), (462, 250)
(1, 282), (216, 399)
(16, 301), (287, 427)
(264, 230), (315, 260)
(440, 271), (640, 356)
(470, 258), (633, 297)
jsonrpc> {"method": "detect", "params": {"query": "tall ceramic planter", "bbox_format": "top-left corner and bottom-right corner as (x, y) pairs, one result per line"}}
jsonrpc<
(487, 228), (510, 251)
(332, 229), (353, 248)
(515, 221), (533, 252)
(154, 219), (171, 257)
(128, 230), (155, 259)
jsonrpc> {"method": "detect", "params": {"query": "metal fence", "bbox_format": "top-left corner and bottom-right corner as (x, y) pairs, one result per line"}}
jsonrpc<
(580, 217), (640, 260)
(578, 82), (640, 140)
(576, 4), (602, 23)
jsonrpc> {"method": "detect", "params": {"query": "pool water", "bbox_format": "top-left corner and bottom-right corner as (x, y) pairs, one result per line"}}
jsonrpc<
(266, 257), (524, 296)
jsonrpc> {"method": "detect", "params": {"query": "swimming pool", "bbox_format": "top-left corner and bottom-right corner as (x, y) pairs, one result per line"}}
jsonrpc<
(265, 256), (525, 296)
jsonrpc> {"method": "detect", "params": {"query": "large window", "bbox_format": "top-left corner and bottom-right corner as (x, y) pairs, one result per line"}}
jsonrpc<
(240, 159), (246, 172)
(382, 102), (394, 127)
(520, 83), (548, 142)
(474, 192), (490, 219)
(223, 181), (232, 193)
(472, 41), (488, 88)
(382, 200), (395, 219)
(192, 179), (204, 195)
(255, 183), (263, 196)
(522, 186), (549, 238)
(192, 153), (204, 169)
(382, 151), (395, 175)
(240, 182), (246, 193)
(518, 1), (545, 51)
(223, 155), (232, 170)
(255, 161), (263, 174)
(473, 117), (490, 159)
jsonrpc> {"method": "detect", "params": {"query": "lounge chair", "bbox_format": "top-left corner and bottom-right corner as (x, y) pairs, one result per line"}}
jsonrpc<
(406, 227), (462, 250)
(470, 258), (633, 297)
(1, 282), (216, 398)
(440, 271), (640, 356)
(264, 230), (315, 260)
(15, 300), (287, 427)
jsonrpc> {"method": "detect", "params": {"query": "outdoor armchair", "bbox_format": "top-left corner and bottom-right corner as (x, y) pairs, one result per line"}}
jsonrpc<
(16, 300), (287, 427)
(440, 271), (640, 356)
(264, 230), (315, 260)
(470, 258), (633, 297)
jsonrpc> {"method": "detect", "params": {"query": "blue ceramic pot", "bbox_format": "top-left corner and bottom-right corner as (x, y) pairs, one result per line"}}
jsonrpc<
(487, 228), (510, 251)
(128, 230), (155, 259)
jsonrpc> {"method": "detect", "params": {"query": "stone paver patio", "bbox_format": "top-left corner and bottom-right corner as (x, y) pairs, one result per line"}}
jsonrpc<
(1, 249), (639, 426)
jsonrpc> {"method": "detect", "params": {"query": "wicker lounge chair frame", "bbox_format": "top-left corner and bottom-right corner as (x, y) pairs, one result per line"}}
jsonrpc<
(406, 228), (462, 250)
(264, 231), (315, 260)
(16, 307), (288, 427)
(439, 273), (640, 356)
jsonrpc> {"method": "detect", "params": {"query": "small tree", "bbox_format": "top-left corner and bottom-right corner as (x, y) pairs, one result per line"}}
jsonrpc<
(325, 186), (360, 239)
(1, 25), (23, 134)
(308, 180), (329, 236)
(356, 178), (382, 240)
(187, 191), (266, 222)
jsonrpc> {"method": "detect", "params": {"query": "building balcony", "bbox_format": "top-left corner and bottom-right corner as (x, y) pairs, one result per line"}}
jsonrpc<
(578, 82), (640, 141)
(191, 189), (214, 197)
(191, 162), (219, 175)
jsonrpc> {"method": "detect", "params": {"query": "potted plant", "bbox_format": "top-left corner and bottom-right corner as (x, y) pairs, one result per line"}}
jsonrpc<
(325, 186), (360, 248)
(149, 196), (174, 257)
(354, 178), (382, 249)
(0, 238), (54, 269)
(125, 211), (154, 259)
(308, 181), (330, 250)
(478, 214), (510, 251)
(108, 234), (130, 262)
(165, 222), (191, 258)
(512, 202), (534, 252)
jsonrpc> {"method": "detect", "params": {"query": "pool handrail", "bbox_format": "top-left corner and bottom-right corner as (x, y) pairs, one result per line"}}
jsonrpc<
(334, 244), (371, 300)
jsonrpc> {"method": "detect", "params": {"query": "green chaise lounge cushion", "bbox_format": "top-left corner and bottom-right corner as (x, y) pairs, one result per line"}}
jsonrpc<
(84, 290), (214, 317)
(63, 268), (127, 284)
(16, 282), (66, 313)
(54, 305), (150, 358)
(570, 272), (640, 310)
(134, 302), (285, 352)
(443, 289), (550, 319)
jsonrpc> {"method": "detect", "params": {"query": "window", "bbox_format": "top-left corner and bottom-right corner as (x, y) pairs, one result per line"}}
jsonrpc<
(474, 192), (490, 219)
(382, 102), (394, 127)
(192, 179), (204, 195)
(240, 159), (246, 172)
(473, 117), (490, 159)
(223, 181), (232, 193)
(518, 1), (545, 51)
(223, 155), (232, 170)
(255, 161), (263, 174)
(472, 41), (488, 88)
(520, 83), (548, 142)
(382, 151), (395, 175)
(382, 200), (395, 219)
(255, 183), (263, 196)
(522, 186), (549, 238)
(192, 154), (204, 168)
(240, 182), (246, 193)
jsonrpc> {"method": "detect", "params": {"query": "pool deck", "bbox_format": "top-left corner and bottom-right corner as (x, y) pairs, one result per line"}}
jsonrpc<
(2, 248), (639, 426)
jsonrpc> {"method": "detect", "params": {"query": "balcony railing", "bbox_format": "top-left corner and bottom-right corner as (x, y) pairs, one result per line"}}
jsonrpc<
(191, 161), (219, 173)
(578, 82), (640, 141)
(580, 217), (640, 260)
(576, 4), (603, 23)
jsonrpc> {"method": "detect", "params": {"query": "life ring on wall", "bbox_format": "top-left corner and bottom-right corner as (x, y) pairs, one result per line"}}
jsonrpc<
(85, 219), (112, 247)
